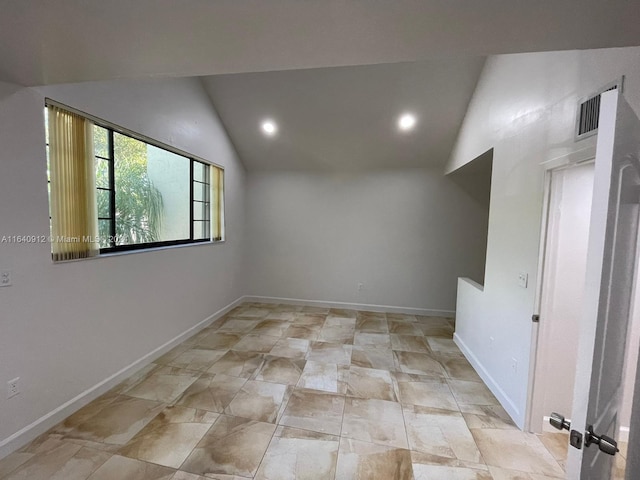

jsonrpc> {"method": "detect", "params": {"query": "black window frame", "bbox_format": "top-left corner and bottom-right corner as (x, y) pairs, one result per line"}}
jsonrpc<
(99, 129), (216, 254)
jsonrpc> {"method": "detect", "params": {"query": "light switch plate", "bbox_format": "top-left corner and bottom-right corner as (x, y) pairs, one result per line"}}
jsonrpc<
(518, 272), (528, 288)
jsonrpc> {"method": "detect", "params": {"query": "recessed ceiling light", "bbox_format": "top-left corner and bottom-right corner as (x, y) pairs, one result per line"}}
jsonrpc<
(261, 120), (278, 136)
(398, 113), (417, 131)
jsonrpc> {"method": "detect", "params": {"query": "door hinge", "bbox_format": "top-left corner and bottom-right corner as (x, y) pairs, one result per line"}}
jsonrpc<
(532, 314), (540, 323)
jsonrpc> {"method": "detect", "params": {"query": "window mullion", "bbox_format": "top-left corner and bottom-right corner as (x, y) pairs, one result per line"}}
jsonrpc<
(108, 129), (116, 248)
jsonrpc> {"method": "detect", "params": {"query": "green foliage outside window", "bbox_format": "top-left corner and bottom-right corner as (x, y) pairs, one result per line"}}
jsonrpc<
(94, 128), (164, 247)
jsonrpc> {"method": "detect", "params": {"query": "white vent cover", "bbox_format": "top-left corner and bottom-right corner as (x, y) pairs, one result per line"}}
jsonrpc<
(575, 77), (624, 141)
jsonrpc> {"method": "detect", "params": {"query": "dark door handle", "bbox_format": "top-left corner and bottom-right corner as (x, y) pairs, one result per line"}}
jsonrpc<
(550, 412), (571, 431)
(585, 425), (619, 456)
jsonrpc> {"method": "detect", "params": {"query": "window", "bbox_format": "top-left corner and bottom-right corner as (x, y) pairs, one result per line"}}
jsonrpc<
(46, 101), (224, 261)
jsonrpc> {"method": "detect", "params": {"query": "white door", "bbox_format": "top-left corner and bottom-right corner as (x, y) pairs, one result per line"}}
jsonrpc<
(566, 89), (640, 479)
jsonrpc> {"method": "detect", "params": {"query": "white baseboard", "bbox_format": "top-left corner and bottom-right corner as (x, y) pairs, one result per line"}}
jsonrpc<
(0, 296), (245, 460)
(243, 295), (455, 318)
(454, 332), (523, 429)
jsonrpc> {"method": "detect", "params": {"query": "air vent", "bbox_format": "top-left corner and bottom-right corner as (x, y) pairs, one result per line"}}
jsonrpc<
(575, 77), (624, 141)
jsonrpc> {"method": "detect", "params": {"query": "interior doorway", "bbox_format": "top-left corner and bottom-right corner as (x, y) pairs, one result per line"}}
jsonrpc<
(529, 158), (640, 477)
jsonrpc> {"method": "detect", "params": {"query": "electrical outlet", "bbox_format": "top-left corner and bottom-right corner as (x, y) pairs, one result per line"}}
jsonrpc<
(0, 270), (12, 287)
(357, 282), (364, 291)
(511, 357), (518, 374)
(517, 272), (528, 288)
(489, 336), (494, 349)
(7, 377), (20, 398)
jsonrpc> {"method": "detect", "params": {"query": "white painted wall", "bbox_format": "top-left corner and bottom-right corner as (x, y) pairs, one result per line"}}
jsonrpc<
(0, 77), (246, 456)
(244, 169), (488, 313)
(447, 46), (640, 428)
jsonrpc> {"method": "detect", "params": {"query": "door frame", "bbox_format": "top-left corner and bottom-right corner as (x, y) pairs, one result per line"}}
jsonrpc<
(525, 142), (597, 433)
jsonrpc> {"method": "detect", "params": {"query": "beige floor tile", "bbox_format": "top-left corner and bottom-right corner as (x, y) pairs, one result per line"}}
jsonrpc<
(411, 451), (490, 479)
(318, 325), (355, 344)
(232, 307), (271, 319)
(394, 351), (446, 376)
(354, 332), (391, 347)
(440, 356), (483, 382)
(181, 415), (276, 478)
(2, 440), (84, 480)
(297, 361), (342, 393)
(537, 432), (569, 463)
(403, 404), (482, 463)
(269, 337), (310, 359)
(85, 455), (175, 479)
(346, 365), (397, 401)
(192, 332), (242, 350)
(171, 471), (209, 480)
(65, 396), (165, 446)
(388, 320), (422, 335)
(124, 367), (200, 403)
(412, 463), (491, 480)
(154, 345), (192, 365)
(355, 318), (389, 333)
(231, 334), (280, 353)
(342, 397), (408, 448)
(283, 324), (321, 341)
(51, 390), (121, 436)
(390, 334), (430, 353)
(329, 308), (357, 318)
(254, 356), (306, 385)
(224, 380), (290, 423)
(207, 350), (264, 378)
(418, 324), (455, 337)
(335, 438), (413, 480)
(118, 406), (217, 468)
(0, 452), (35, 478)
(325, 316), (357, 328)
(255, 426), (339, 480)
(397, 378), (459, 411)
(167, 348), (227, 372)
(263, 312), (296, 321)
(292, 313), (326, 326)
(250, 319), (291, 337)
(415, 316), (453, 328)
(471, 429), (565, 477)
(488, 465), (565, 479)
(108, 364), (163, 396)
(215, 318), (261, 334)
(306, 341), (353, 365)
(351, 346), (396, 371)
(448, 379), (499, 406)
(386, 313), (418, 322)
(356, 311), (386, 321)
(301, 306), (330, 314)
(279, 389), (345, 435)
(461, 404), (518, 430)
(427, 337), (461, 354)
(174, 373), (246, 413)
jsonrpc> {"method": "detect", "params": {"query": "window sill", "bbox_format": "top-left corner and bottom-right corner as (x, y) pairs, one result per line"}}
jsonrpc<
(52, 239), (225, 264)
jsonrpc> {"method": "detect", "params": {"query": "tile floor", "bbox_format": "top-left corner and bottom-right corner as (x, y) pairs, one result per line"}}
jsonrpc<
(0, 303), (591, 479)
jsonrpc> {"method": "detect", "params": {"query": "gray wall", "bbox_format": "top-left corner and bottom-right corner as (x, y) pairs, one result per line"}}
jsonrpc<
(244, 169), (489, 313)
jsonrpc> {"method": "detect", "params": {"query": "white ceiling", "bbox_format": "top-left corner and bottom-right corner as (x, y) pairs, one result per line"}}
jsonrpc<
(3, 1), (639, 171)
(201, 59), (485, 170)
(1, 0), (640, 86)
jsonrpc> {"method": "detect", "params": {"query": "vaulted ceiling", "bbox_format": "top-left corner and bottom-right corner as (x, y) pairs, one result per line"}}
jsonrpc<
(201, 59), (485, 170)
(2, 1), (639, 170)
